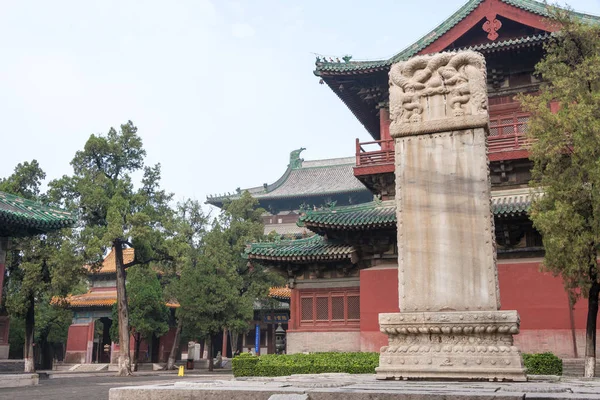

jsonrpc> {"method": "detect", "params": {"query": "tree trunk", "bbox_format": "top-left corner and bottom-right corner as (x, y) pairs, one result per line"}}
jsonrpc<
(207, 335), (213, 372)
(24, 295), (35, 373)
(115, 242), (132, 376)
(584, 278), (600, 377)
(133, 332), (141, 372)
(167, 318), (183, 370)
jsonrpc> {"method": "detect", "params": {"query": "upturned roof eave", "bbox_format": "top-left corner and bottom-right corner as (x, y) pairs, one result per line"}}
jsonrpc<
(314, 0), (600, 76)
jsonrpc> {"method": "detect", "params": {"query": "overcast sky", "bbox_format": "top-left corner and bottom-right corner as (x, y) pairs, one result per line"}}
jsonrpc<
(2, 0), (600, 212)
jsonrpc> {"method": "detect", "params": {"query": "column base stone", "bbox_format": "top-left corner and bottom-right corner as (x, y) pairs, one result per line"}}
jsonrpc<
(376, 310), (526, 381)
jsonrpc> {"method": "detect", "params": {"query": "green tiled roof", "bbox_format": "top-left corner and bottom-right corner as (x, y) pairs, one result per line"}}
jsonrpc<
(491, 188), (533, 216)
(245, 234), (355, 263)
(298, 200), (396, 230)
(315, 0), (599, 75)
(297, 190), (533, 231)
(0, 191), (77, 236)
(206, 148), (370, 207)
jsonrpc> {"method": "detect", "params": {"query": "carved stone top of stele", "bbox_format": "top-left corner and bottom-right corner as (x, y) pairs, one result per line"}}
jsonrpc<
(389, 51), (489, 138)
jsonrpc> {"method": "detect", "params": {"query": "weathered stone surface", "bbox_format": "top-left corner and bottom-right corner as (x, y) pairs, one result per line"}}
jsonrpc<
(381, 51), (525, 381)
(395, 128), (499, 312)
(109, 375), (600, 400)
(0, 373), (39, 388)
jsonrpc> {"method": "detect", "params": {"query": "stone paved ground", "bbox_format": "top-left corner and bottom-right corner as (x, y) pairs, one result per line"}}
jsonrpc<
(0, 371), (233, 400)
(109, 373), (600, 400)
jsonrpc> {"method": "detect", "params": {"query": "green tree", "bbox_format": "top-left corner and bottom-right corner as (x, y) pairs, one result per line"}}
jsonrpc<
(1, 161), (83, 372)
(218, 192), (284, 353)
(110, 266), (169, 370)
(49, 121), (174, 376)
(163, 199), (209, 370)
(176, 223), (253, 371)
(520, 10), (600, 377)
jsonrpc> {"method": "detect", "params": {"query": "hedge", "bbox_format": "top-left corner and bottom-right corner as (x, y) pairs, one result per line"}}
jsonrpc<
(522, 352), (563, 375)
(233, 351), (563, 377)
(232, 352), (379, 377)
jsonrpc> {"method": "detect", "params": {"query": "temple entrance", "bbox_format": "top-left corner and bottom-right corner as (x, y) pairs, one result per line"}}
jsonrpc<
(92, 317), (112, 363)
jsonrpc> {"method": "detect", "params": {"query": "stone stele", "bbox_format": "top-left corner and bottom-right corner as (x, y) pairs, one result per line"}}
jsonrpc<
(376, 51), (526, 381)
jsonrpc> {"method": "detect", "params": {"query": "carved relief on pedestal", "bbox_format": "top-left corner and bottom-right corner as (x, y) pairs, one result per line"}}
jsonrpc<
(389, 51), (489, 137)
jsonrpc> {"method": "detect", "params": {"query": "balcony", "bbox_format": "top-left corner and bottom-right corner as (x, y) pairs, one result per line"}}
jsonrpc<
(354, 112), (530, 178)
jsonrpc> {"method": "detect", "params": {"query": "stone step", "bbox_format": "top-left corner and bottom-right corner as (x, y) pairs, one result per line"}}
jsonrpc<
(71, 363), (109, 372)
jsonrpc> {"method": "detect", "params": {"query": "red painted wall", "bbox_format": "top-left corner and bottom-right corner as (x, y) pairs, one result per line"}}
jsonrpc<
(360, 267), (399, 352)
(65, 323), (94, 363)
(359, 259), (596, 357)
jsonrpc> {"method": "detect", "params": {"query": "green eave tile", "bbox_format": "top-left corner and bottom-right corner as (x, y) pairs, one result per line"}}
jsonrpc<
(0, 191), (77, 234)
(245, 234), (354, 262)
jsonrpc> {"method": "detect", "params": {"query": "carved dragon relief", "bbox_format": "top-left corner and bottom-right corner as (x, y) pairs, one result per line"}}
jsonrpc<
(389, 51), (489, 137)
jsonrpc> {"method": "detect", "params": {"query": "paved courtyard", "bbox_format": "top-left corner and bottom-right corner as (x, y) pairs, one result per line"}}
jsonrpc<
(0, 371), (233, 400)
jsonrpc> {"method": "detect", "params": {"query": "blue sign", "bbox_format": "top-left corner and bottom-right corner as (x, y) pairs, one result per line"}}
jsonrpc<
(255, 324), (260, 355)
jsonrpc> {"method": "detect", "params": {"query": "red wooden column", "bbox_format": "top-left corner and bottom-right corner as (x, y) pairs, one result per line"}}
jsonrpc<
(379, 108), (392, 150)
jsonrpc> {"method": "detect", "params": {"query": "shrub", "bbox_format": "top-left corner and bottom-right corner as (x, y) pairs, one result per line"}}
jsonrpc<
(232, 353), (260, 377)
(522, 352), (563, 375)
(232, 352), (379, 377)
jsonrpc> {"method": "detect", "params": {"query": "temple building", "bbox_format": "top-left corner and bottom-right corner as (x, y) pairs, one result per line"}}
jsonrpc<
(62, 248), (292, 363)
(240, 0), (599, 358)
(62, 248), (181, 364)
(0, 190), (77, 359)
(206, 148), (373, 237)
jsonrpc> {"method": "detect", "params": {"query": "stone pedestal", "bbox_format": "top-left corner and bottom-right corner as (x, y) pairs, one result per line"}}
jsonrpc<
(377, 51), (525, 381)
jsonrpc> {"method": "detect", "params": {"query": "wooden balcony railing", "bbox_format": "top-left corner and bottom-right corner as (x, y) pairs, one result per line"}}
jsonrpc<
(355, 138), (395, 167)
(355, 113), (531, 168)
(488, 113), (530, 154)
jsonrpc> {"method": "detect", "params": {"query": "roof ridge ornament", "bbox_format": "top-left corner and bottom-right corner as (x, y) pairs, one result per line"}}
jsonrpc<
(289, 148), (306, 169)
(483, 13), (502, 40)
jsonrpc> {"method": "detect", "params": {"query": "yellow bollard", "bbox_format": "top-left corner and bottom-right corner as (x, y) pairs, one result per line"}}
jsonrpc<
(178, 365), (184, 376)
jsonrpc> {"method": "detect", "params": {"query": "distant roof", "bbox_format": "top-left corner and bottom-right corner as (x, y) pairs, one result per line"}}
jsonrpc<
(88, 248), (135, 275)
(58, 289), (179, 309)
(206, 148), (370, 207)
(0, 191), (77, 237)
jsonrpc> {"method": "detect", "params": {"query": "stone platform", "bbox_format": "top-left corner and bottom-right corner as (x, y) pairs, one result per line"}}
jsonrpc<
(109, 373), (600, 399)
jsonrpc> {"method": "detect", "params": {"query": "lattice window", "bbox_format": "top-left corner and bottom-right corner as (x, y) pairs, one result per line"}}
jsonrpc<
(347, 296), (360, 320)
(331, 297), (344, 320)
(301, 297), (313, 321)
(517, 116), (529, 133)
(316, 297), (329, 320)
(500, 118), (515, 135)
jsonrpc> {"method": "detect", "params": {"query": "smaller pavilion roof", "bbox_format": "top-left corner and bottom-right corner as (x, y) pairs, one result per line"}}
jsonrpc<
(245, 234), (356, 263)
(0, 191), (77, 237)
(58, 289), (180, 309)
(299, 188), (534, 231)
(298, 200), (396, 231)
(268, 286), (291, 300)
(206, 148), (369, 208)
(88, 248), (135, 275)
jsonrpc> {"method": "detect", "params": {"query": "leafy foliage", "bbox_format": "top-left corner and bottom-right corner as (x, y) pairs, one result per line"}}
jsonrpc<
(520, 11), (600, 302)
(232, 352), (379, 377)
(110, 266), (169, 344)
(522, 352), (563, 376)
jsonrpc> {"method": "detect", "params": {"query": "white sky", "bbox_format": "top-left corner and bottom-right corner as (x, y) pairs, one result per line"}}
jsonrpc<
(2, 0), (600, 212)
